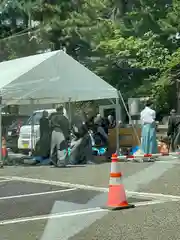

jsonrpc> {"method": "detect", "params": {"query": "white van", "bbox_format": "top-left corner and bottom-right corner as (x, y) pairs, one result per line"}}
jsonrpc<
(18, 108), (67, 153)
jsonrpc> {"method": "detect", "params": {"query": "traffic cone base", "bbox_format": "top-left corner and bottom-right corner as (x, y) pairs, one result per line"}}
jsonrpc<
(103, 204), (135, 211)
(104, 185), (135, 210)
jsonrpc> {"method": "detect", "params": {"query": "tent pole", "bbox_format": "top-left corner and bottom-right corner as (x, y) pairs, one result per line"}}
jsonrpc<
(115, 93), (120, 155)
(68, 98), (72, 128)
(68, 98), (72, 143)
(0, 96), (2, 164)
(30, 99), (35, 156)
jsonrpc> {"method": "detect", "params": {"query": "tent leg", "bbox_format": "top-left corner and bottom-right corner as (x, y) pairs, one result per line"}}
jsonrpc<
(68, 98), (72, 129)
(0, 96), (2, 164)
(115, 95), (120, 155)
(68, 99), (72, 144)
(30, 99), (35, 156)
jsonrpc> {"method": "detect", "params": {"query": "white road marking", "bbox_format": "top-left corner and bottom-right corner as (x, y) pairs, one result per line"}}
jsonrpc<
(5, 176), (108, 192)
(0, 199), (177, 226)
(0, 207), (108, 225)
(156, 160), (180, 164)
(0, 179), (14, 183)
(40, 202), (108, 240)
(134, 199), (178, 207)
(0, 177), (13, 180)
(0, 188), (76, 201)
(40, 198), (177, 240)
(127, 191), (180, 200)
(6, 176), (180, 201)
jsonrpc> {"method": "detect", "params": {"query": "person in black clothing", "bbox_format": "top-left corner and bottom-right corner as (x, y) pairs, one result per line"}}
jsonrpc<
(50, 106), (69, 167)
(167, 109), (180, 151)
(93, 116), (108, 146)
(39, 110), (50, 158)
(69, 113), (93, 164)
(94, 113), (109, 134)
(101, 117), (109, 135)
(40, 111), (49, 139)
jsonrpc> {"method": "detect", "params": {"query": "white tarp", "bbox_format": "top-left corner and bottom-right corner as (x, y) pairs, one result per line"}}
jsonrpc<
(0, 50), (118, 105)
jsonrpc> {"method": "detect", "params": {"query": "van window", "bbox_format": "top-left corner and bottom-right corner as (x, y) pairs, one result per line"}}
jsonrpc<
(26, 112), (43, 125)
(10, 117), (29, 128)
(103, 108), (116, 119)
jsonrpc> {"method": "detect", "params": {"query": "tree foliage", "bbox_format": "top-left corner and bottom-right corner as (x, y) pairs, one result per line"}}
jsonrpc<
(1, 0), (180, 114)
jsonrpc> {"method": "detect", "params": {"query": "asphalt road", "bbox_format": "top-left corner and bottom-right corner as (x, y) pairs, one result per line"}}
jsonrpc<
(0, 157), (180, 240)
(0, 181), (100, 221)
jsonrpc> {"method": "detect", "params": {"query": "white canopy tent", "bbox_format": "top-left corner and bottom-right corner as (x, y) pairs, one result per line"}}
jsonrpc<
(0, 50), (118, 105)
(0, 50), (120, 161)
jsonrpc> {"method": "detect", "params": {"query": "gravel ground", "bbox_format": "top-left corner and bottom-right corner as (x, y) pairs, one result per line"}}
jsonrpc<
(139, 164), (180, 195)
(70, 201), (180, 240)
(0, 220), (47, 240)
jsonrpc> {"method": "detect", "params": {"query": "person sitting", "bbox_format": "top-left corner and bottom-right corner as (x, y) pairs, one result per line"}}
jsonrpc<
(69, 114), (93, 164)
(93, 116), (108, 147)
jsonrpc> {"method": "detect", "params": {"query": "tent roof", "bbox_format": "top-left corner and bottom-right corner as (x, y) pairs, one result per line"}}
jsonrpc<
(0, 50), (118, 105)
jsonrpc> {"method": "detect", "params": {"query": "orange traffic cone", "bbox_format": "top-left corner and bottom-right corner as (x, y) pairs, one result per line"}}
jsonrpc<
(105, 153), (135, 210)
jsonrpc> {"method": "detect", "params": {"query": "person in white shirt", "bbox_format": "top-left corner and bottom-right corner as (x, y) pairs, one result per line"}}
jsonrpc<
(140, 100), (158, 154)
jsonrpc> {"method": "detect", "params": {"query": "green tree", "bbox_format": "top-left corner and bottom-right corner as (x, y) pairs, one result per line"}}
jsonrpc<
(1, 0), (180, 114)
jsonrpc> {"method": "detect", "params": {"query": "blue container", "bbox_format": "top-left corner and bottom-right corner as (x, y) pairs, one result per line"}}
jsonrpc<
(131, 146), (140, 155)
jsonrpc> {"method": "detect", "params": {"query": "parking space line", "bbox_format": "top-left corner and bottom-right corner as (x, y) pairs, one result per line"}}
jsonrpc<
(128, 191), (180, 200)
(0, 207), (108, 225)
(134, 198), (179, 207)
(6, 176), (108, 192)
(0, 188), (77, 201)
(0, 179), (15, 183)
(0, 199), (177, 226)
(156, 160), (180, 164)
(7, 176), (180, 201)
(0, 177), (13, 180)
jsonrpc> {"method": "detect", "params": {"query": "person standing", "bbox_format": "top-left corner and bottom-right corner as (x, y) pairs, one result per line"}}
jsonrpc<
(167, 109), (180, 152)
(107, 114), (115, 128)
(140, 100), (157, 154)
(39, 110), (50, 158)
(50, 106), (69, 167)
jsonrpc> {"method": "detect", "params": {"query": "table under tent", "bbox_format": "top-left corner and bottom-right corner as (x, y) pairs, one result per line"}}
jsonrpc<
(0, 50), (120, 164)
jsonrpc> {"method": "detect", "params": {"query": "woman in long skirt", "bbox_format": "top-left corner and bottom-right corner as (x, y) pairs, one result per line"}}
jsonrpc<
(140, 100), (157, 154)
